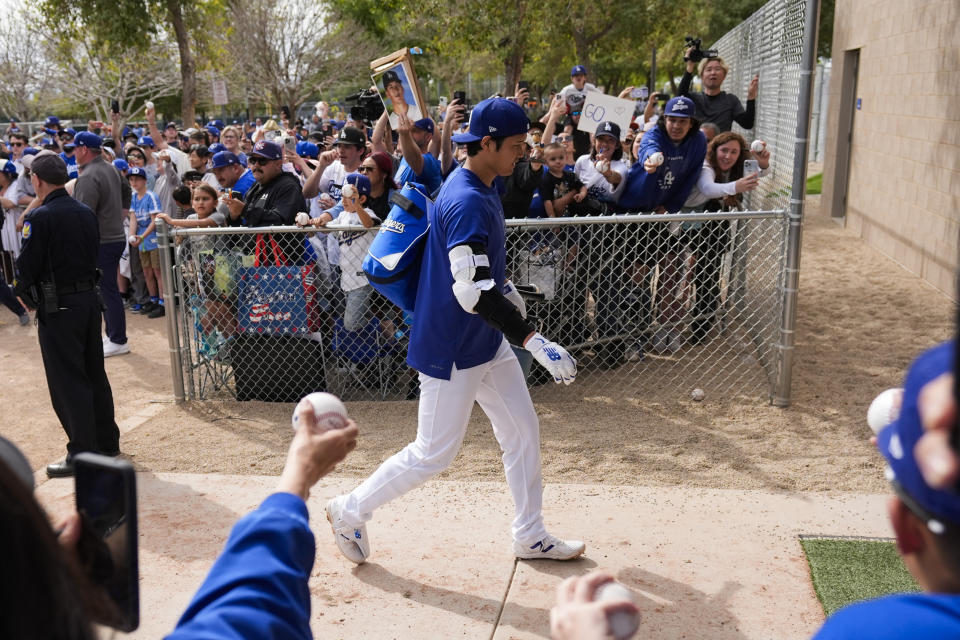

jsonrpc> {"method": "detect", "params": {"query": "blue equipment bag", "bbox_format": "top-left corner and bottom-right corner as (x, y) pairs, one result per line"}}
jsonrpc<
(362, 182), (432, 313)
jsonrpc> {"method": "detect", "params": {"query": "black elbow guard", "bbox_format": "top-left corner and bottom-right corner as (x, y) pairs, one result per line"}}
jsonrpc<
(475, 287), (535, 346)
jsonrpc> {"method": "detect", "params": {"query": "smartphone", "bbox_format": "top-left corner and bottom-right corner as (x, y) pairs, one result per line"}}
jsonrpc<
(518, 80), (530, 91)
(74, 453), (139, 632)
(639, 86), (649, 100)
(453, 90), (466, 104)
(231, 190), (242, 200)
(111, 99), (120, 115)
(438, 96), (448, 108)
(657, 93), (671, 102)
(630, 87), (643, 99)
(743, 158), (760, 175)
(283, 134), (296, 153)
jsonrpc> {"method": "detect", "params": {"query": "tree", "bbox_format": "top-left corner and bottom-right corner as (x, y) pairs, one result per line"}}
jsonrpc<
(0, 8), (56, 121)
(225, 0), (378, 116)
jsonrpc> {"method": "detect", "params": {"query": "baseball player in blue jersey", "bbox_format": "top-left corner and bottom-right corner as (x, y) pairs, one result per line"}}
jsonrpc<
(326, 98), (585, 564)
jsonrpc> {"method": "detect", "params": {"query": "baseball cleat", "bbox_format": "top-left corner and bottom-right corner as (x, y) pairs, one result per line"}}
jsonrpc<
(326, 496), (370, 564)
(513, 534), (585, 560)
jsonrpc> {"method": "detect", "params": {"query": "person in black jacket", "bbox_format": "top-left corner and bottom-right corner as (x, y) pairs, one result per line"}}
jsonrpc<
(14, 152), (119, 478)
(224, 140), (307, 263)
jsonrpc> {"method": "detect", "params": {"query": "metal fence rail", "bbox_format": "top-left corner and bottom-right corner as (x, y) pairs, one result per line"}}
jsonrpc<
(161, 211), (788, 403)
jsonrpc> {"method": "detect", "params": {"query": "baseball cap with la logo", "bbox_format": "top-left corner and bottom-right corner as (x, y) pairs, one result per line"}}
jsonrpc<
(335, 126), (365, 146)
(595, 121), (621, 140)
(664, 96), (696, 118)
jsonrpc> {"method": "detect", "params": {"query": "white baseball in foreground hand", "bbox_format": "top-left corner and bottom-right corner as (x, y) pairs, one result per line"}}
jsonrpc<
(295, 212), (310, 226)
(647, 151), (664, 167)
(292, 392), (349, 432)
(867, 388), (904, 435)
(595, 160), (610, 173)
(750, 139), (766, 154)
(594, 581), (641, 639)
(145, 101), (154, 111)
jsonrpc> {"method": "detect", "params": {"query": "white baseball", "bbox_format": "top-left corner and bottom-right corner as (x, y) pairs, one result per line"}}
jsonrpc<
(750, 139), (766, 154)
(647, 151), (664, 167)
(595, 159), (610, 173)
(295, 211), (310, 226)
(145, 101), (154, 111)
(867, 388), (903, 435)
(292, 392), (349, 432)
(691, 388), (705, 402)
(128, 235), (138, 244)
(594, 581), (640, 640)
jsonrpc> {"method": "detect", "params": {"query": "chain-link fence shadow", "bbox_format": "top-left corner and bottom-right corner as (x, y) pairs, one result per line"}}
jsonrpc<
(164, 211), (786, 404)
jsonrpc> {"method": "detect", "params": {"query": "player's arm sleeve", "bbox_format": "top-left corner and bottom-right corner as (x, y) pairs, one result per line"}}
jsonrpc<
(165, 493), (314, 640)
(449, 242), (535, 346)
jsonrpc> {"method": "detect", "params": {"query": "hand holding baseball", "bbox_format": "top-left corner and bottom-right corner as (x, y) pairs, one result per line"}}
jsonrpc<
(550, 572), (640, 640)
(277, 397), (358, 500)
(295, 212), (311, 227)
(643, 152), (664, 174)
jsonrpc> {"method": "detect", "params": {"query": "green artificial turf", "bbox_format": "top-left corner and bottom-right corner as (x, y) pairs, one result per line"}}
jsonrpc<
(806, 172), (823, 194)
(801, 537), (921, 616)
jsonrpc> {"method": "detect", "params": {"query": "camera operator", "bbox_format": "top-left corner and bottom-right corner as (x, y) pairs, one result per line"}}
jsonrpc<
(677, 38), (758, 133)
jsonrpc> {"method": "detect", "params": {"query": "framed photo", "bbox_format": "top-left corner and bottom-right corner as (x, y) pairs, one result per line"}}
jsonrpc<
(371, 49), (426, 130)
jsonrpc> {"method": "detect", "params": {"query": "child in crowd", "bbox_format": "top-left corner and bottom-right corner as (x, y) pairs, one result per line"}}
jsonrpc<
(127, 166), (166, 318)
(540, 142), (587, 218)
(304, 173), (379, 332)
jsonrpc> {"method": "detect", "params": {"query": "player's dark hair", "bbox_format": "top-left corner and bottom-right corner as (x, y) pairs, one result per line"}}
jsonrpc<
(465, 137), (506, 157)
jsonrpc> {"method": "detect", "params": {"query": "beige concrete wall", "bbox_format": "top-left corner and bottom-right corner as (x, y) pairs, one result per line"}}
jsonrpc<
(821, 0), (960, 299)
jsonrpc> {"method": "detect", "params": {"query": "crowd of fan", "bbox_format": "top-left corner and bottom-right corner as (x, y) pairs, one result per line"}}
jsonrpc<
(1, 51), (768, 370)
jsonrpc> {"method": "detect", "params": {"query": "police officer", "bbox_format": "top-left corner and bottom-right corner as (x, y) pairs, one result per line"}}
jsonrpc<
(14, 151), (120, 478)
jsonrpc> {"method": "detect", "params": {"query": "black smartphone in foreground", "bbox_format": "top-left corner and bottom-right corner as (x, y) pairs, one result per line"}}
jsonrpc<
(74, 453), (139, 632)
(518, 80), (529, 91)
(453, 90), (466, 104)
(111, 99), (120, 114)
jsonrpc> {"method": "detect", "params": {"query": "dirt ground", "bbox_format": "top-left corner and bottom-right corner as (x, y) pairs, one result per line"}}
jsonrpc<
(1, 196), (953, 494)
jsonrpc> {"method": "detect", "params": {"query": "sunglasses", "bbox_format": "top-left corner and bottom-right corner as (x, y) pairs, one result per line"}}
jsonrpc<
(558, 136), (573, 142)
(10, 142), (23, 147)
(247, 157), (273, 166)
(357, 165), (377, 173)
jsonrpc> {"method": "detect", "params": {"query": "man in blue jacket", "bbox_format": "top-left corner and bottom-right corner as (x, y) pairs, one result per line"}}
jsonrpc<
(619, 96), (707, 213)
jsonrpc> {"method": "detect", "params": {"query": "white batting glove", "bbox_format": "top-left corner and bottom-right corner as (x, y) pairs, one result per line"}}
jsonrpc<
(503, 280), (527, 318)
(525, 332), (577, 385)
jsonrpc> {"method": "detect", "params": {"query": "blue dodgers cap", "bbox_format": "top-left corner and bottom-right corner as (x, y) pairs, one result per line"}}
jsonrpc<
(571, 65), (587, 76)
(451, 97), (529, 144)
(73, 131), (102, 149)
(1, 160), (16, 174)
(165, 121), (178, 130)
(343, 172), (371, 197)
(413, 118), (434, 134)
(210, 151), (241, 169)
(250, 139), (282, 160)
(210, 119), (225, 130)
(295, 141), (319, 159)
(44, 115), (60, 127)
(208, 143), (226, 155)
(112, 158), (129, 172)
(664, 96), (696, 118)
(877, 341), (960, 532)
(61, 128), (76, 137)
(127, 166), (147, 179)
(206, 125), (221, 137)
(137, 135), (155, 147)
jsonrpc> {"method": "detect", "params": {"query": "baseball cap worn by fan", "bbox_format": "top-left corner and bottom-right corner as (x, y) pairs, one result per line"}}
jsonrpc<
(211, 151), (241, 169)
(877, 341), (960, 534)
(413, 118), (434, 134)
(451, 97), (529, 144)
(137, 135), (155, 148)
(595, 121), (621, 140)
(73, 131), (102, 149)
(31, 152), (70, 185)
(295, 141), (319, 159)
(127, 166), (147, 179)
(1, 160), (15, 175)
(250, 140), (282, 160)
(571, 65), (587, 76)
(664, 96), (696, 118)
(335, 127), (364, 147)
(343, 172), (371, 197)
(113, 159), (129, 172)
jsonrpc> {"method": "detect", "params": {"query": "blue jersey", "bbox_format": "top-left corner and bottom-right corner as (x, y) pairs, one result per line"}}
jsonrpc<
(131, 190), (162, 251)
(395, 152), (442, 196)
(233, 169), (256, 199)
(60, 152), (78, 179)
(813, 593), (960, 639)
(619, 126), (707, 212)
(407, 167), (506, 379)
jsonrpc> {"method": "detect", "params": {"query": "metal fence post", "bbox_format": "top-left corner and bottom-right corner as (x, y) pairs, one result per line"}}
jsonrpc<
(157, 219), (185, 403)
(772, 0), (820, 407)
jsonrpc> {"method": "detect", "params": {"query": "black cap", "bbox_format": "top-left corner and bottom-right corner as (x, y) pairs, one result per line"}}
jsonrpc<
(595, 121), (622, 140)
(335, 126), (365, 147)
(31, 151), (69, 185)
(382, 69), (401, 87)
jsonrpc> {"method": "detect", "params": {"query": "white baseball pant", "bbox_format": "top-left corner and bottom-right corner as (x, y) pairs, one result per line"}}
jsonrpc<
(339, 338), (549, 544)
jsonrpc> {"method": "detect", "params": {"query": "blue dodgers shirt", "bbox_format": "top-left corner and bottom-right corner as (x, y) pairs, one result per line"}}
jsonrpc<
(395, 152), (442, 196)
(813, 592), (960, 639)
(407, 166), (507, 380)
(233, 169), (256, 199)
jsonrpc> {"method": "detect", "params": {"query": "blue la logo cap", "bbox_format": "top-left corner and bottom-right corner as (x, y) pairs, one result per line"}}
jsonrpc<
(451, 98), (529, 144)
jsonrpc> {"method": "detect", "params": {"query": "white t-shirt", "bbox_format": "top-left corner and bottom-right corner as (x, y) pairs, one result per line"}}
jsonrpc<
(309, 197), (339, 266)
(333, 207), (379, 291)
(573, 155), (629, 203)
(560, 82), (598, 110)
(318, 161), (348, 202)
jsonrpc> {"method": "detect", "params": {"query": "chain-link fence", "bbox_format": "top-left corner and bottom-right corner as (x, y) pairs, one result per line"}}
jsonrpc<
(161, 211), (787, 403)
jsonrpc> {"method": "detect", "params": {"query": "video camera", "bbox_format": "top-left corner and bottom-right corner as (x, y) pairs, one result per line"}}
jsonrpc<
(344, 88), (385, 128)
(684, 36), (718, 63)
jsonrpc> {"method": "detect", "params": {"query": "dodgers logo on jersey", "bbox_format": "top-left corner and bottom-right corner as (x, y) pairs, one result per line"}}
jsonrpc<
(21, 221), (31, 239)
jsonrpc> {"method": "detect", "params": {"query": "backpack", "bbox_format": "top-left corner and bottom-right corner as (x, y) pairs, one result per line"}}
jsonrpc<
(362, 182), (432, 313)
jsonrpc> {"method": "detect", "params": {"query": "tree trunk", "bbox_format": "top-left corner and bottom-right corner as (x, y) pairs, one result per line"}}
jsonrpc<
(166, 0), (196, 126)
(571, 30), (592, 80)
(504, 46), (525, 95)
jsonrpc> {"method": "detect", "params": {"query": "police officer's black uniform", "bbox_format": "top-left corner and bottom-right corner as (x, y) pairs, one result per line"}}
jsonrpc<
(15, 172), (119, 477)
